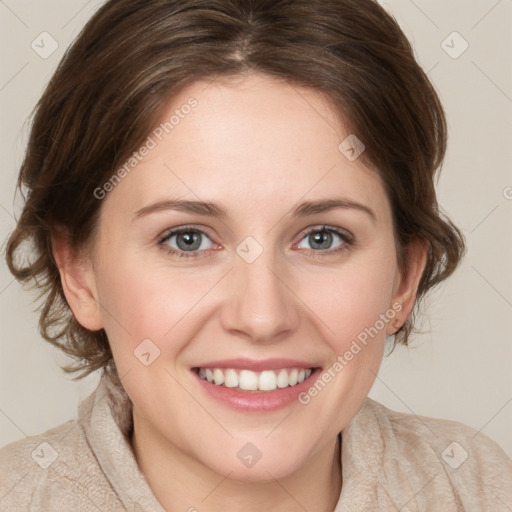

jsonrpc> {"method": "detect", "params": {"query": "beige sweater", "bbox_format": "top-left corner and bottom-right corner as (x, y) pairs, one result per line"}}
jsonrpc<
(1, 373), (511, 511)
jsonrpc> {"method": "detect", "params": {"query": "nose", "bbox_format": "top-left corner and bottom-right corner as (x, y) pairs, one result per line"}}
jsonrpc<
(220, 247), (300, 344)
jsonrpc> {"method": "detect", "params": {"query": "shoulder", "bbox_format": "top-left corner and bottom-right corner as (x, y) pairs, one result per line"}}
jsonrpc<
(362, 398), (512, 509)
(0, 420), (75, 508)
(0, 420), (76, 483)
(365, 397), (511, 469)
(0, 419), (119, 511)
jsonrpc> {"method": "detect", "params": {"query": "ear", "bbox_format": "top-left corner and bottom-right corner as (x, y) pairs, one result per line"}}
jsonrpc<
(51, 226), (104, 331)
(386, 237), (428, 335)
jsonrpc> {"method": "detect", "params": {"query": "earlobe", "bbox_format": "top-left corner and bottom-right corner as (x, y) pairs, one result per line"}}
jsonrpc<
(51, 227), (104, 331)
(386, 238), (428, 335)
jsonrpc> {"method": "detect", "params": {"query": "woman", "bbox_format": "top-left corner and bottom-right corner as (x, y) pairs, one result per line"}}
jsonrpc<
(1, 0), (510, 510)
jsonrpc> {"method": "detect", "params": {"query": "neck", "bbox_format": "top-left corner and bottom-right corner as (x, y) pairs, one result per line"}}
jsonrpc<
(131, 410), (342, 512)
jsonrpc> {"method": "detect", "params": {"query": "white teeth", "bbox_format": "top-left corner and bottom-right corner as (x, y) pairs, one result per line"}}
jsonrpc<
(276, 369), (289, 388)
(259, 370), (277, 391)
(239, 370), (258, 390)
(213, 368), (224, 386)
(197, 367), (315, 391)
(224, 369), (238, 388)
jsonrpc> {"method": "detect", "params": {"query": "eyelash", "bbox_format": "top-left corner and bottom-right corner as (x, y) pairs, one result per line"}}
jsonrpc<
(158, 225), (354, 261)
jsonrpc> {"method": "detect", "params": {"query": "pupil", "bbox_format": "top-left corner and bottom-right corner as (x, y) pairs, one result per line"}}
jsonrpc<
(178, 232), (200, 251)
(311, 231), (331, 250)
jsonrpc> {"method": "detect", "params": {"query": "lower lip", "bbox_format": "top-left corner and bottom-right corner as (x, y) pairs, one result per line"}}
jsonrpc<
(191, 368), (322, 412)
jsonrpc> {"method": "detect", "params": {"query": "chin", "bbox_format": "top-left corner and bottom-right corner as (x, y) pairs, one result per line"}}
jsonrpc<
(193, 436), (310, 482)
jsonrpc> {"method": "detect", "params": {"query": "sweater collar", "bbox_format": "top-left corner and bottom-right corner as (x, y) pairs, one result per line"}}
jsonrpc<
(79, 372), (165, 511)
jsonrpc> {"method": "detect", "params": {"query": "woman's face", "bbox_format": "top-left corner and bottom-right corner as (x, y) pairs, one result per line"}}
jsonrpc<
(77, 72), (412, 480)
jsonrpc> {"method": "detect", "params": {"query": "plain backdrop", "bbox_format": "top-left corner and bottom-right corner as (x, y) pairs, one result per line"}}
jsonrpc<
(0, 0), (511, 458)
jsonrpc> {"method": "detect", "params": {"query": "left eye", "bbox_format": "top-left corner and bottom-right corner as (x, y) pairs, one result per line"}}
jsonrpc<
(296, 227), (351, 252)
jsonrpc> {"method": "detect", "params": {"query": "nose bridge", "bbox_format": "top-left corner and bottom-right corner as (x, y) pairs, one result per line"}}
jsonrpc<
(222, 239), (299, 342)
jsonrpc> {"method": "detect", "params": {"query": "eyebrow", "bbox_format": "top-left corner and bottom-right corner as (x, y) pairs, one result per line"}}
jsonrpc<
(133, 198), (376, 223)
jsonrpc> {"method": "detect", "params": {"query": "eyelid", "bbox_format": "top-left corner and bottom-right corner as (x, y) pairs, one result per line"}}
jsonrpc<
(297, 224), (354, 242)
(158, 224), (216, 243)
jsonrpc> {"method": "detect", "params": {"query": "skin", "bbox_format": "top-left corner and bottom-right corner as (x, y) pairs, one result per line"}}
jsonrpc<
(53, 71), (427, 511)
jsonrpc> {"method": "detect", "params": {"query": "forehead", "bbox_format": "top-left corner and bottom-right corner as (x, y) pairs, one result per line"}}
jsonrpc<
(103, 72), (389, 221)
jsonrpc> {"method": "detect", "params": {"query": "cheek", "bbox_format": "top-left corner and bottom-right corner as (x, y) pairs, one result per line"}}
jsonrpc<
(301, 254), (397, 355)
(94, 250), (221, 356)
(291, 254), (396, 433)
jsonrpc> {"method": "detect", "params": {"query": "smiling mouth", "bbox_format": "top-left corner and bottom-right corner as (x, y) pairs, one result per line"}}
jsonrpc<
(193, 366), (318, 392)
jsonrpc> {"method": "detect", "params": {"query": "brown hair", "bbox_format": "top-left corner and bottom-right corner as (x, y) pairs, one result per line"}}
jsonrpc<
(5, 0), (465, 386)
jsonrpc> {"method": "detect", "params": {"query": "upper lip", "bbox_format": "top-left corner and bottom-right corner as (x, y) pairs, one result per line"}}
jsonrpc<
(192, 358), (320, 372)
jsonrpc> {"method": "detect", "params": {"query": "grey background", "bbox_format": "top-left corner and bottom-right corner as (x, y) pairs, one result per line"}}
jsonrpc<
(1, 0), (511, 457)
